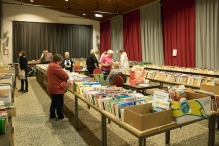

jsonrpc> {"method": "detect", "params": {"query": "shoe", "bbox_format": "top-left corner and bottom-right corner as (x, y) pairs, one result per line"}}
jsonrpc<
(18, 89), (24, 92)
(58, 118), (69, 122)
(50, 118), (57, 121)
(22, 90), (28, 93)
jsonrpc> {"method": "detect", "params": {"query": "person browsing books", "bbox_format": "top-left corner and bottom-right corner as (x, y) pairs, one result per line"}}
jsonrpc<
(107, 62), (123, 85)
(47, 54), (69, 122)
(118, 50), (129, 69)
(86, 49), (99, 74)
(99, 51), (107, 63)
(18, 51), (28, 93)
(100, 50), (114, 79)
(61, 52), (74, 72)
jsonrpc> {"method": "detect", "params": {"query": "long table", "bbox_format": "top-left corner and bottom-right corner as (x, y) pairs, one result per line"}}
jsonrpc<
(35, 66), (218, 146)
(70, 90), (218, 146)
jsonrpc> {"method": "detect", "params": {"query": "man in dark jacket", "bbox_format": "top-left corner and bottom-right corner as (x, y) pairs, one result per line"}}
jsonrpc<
(61, 52), (73, 72)
(18, 51), (28, 93)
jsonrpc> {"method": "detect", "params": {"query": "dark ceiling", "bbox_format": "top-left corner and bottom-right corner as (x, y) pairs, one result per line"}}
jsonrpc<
(10, 0), (158, 21)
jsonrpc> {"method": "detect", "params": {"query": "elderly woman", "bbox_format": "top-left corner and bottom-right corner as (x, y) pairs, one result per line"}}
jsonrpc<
(107, 62), (122, 85)
(86, 49), (99, 74)
(61, 52), (74, 72)
(47, 54), (69, 122)
(100, 50), (113, 77)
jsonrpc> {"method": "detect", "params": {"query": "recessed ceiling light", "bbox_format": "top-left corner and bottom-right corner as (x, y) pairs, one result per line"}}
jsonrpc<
(94, 14), (103, 18)
(65, 0), (68, 1)
(83, 13), (86, 16)
(30, 0), (34, 2)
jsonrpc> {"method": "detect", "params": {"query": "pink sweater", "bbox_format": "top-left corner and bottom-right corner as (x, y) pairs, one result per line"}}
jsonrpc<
(100, 55), (113, 71)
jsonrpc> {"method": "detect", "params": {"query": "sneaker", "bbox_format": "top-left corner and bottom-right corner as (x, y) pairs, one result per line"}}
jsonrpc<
(18, 89), (24, 92)
(58, 118), (69, 122)
(22, 90), (28, 93)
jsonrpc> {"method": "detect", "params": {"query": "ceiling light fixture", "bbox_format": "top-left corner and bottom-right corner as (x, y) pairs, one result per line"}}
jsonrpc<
(83, 13), (86, 16)
(94, 14), (103, 18)
(30, 0), (34, 2)
(65, 0), (69, 1)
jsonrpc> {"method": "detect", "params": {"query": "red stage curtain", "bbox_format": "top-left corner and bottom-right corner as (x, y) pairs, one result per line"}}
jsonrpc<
(123, 9), (142, 62)
(163, 0), (195, 67)
(100, 20), (111, 54)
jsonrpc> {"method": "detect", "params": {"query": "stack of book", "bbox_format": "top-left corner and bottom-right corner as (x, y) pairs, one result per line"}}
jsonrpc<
(78, 85), (153, 121)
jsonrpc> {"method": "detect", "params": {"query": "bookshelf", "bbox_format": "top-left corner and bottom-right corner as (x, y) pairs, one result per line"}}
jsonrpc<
(123, 73), (200, 88)
(144, 67), (219, 77)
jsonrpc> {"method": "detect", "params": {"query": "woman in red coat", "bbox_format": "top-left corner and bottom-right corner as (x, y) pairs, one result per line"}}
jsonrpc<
(47, 54), (69, 122)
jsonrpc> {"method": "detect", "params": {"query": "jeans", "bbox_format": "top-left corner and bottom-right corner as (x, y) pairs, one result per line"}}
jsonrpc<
(50, 94), (64, 119)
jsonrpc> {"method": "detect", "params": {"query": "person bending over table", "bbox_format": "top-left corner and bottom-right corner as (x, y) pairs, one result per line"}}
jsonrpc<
(107, 62), (123, 85)
(61, 52), (74, 72)
(86, 49), (99, 75)
(100, 50), (114, 79)
(47, 54), (69, 122)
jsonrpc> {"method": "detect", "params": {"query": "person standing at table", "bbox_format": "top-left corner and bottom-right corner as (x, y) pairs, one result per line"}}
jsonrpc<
(118, 50), (129, 69)
(47, 54), (69, 122)
(100, 50), (113, 78)
(86, 49), (99, 74)
(100, 51), (107, 63)
(18, 51), (28, 93)
(44, 50), (53, 64)
(61, 52), (74, 72)
(95, 49), (100, 62)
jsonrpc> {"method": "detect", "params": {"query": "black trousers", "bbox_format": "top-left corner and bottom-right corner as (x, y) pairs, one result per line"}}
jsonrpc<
(50, 94), (64, 119)
(20, 71), (28, 90)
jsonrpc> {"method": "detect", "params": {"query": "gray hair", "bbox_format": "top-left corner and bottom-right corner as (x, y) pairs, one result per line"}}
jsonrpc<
(65, 52), (69, 55)
(90, 49), (98, 54)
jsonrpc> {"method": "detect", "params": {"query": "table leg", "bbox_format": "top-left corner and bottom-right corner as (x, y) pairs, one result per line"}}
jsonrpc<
(165, 131), (170, 145)
(217, 116), (219, 130)
(138, 138), (146, 146)
(87, 104), (90, 109)
(101, 113), (107, 146)
(75, 96), (78, 131)
(208, 114), (216, 146)
(138, 137), (142, 146)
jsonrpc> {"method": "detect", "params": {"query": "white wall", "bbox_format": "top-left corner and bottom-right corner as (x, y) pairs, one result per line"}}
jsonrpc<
(1, 3), (100, 64)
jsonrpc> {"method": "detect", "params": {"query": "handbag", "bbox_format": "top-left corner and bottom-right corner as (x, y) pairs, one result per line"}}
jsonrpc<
(18, 71), (26, 80)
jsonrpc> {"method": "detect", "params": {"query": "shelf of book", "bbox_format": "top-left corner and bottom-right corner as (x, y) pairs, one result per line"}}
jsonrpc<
(123, 73), (200, 88)
(145, 67), (219, 77)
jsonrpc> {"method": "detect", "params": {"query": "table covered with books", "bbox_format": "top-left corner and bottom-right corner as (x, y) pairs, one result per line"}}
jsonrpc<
(35, 64), (218, 146)
(122, 83), (161, 95)
(0, 65), (17, 146)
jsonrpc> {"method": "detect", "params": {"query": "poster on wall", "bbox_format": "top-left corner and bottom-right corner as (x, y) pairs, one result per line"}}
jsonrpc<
(172, 49), (177, 56)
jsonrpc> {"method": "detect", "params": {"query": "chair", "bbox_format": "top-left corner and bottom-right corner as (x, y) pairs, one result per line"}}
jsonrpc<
(74, 65), (81, 71)
(113, 72), (125, 87)
(93, 68), (102, 74)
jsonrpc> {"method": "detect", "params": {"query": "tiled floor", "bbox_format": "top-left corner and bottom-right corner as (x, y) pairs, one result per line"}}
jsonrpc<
(14, 77), (219, 146)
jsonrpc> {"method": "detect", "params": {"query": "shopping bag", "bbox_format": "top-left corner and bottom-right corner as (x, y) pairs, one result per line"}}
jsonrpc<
(18, 71), (26, 80)
(93, 74), (104, 81)
(129, 71), (135, 85)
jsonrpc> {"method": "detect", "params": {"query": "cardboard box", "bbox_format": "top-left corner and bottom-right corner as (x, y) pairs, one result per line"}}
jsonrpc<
(9, 107), (16, 117)
(172, 91), (211, 124)
(0, 85), (11, 104)
(200, 83), (219, 95)
(124, 103), (172, 131)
